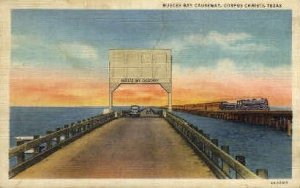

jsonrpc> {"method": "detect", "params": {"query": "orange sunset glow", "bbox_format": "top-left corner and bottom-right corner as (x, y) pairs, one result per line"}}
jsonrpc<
(11, 10), (292, 107)
(10, 64), (291, 107)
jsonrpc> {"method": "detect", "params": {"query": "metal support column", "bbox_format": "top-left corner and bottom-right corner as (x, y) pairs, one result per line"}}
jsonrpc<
(168, 92), (172, 112)
(109, 91), (113, 111)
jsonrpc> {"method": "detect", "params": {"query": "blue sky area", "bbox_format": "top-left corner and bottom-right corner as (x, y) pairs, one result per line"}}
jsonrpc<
(12, 10), (291, 71)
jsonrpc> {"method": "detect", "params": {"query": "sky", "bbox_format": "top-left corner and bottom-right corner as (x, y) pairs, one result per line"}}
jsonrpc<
(11, 10), (292, 107)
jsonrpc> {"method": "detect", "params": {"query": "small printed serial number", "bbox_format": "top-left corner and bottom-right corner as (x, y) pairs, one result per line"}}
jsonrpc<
(270, 180), (288, 185)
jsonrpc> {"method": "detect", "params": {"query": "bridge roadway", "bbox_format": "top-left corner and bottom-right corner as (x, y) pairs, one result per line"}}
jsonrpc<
(15, 117), (215, 178)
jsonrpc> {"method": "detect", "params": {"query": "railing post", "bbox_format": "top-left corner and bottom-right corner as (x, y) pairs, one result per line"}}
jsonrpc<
(79, 121), (83, 132)
(256, 169), (268, 179)
(56, 128), (61, 144)
(195, 135), (203, 151)
(211, 139), (219, 165)
(82, 120), (87, 131)
(93, 118), (97, 127)
(197, 128), (203, 135)
(46, 131), (53, 149)
(64, 125), (70, 139)
(221, 145), (230, 177)
(203, 134), (210, 157)
(86, 119), (90, 130)
(16, 139), (25, 164)
(90, 119), (93, 129)
(33, 135), (40, 155)
(70, 123), (76, 137)
(235, 155), (246, 179)
(77, 121), (81, 133)
(163, 110), (167, 118)
(91, 119), (95, 128)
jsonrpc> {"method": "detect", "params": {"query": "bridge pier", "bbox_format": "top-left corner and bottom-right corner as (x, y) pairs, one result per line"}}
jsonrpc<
(287, 120), (292, 136)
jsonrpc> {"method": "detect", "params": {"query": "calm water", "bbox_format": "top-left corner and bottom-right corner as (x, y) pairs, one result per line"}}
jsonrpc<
(173, 111), (292, 179)
(10, 107), (291, 178)
(10, 107), (106, 147)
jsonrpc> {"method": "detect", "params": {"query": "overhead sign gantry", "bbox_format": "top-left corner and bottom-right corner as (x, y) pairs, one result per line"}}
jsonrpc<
(109, 49), (172, 111)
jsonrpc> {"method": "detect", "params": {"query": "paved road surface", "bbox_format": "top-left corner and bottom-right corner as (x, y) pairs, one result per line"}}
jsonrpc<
(15, 118), (215, 178)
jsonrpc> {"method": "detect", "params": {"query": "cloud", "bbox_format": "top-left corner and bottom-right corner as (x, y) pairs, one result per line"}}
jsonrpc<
(173, 58), (291, 83)
(182, 31), (251, 47)
(206, 32), (251, 44)
(215, 58), (236, 72)
(58, 42), (99, 61)
(12, 34), (41, 50)
(156, 31), (268, 53)
(12, 33), (103, 71)
(13, 35), (99, 62)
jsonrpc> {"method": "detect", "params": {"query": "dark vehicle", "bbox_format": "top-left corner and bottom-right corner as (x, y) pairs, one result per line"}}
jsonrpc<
(219, 98), (270, 111)
(236, 98), (270, 110)
(175, 97), (270, 111)
(130, 105), (140, 117)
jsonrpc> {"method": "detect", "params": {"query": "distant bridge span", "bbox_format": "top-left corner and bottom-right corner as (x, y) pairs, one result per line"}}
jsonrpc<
(173, 107), (292, 135)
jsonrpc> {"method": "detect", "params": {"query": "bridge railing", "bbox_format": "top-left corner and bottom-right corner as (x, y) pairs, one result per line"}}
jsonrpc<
(164, 111), (267, 179)
(9, 112), (118, 178)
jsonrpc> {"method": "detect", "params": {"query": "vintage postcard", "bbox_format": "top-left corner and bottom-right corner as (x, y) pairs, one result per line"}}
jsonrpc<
(0, 0), (299, 187)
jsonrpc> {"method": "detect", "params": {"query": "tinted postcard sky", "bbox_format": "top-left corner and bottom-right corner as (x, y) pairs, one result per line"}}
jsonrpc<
(11, 10), (291, 107)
